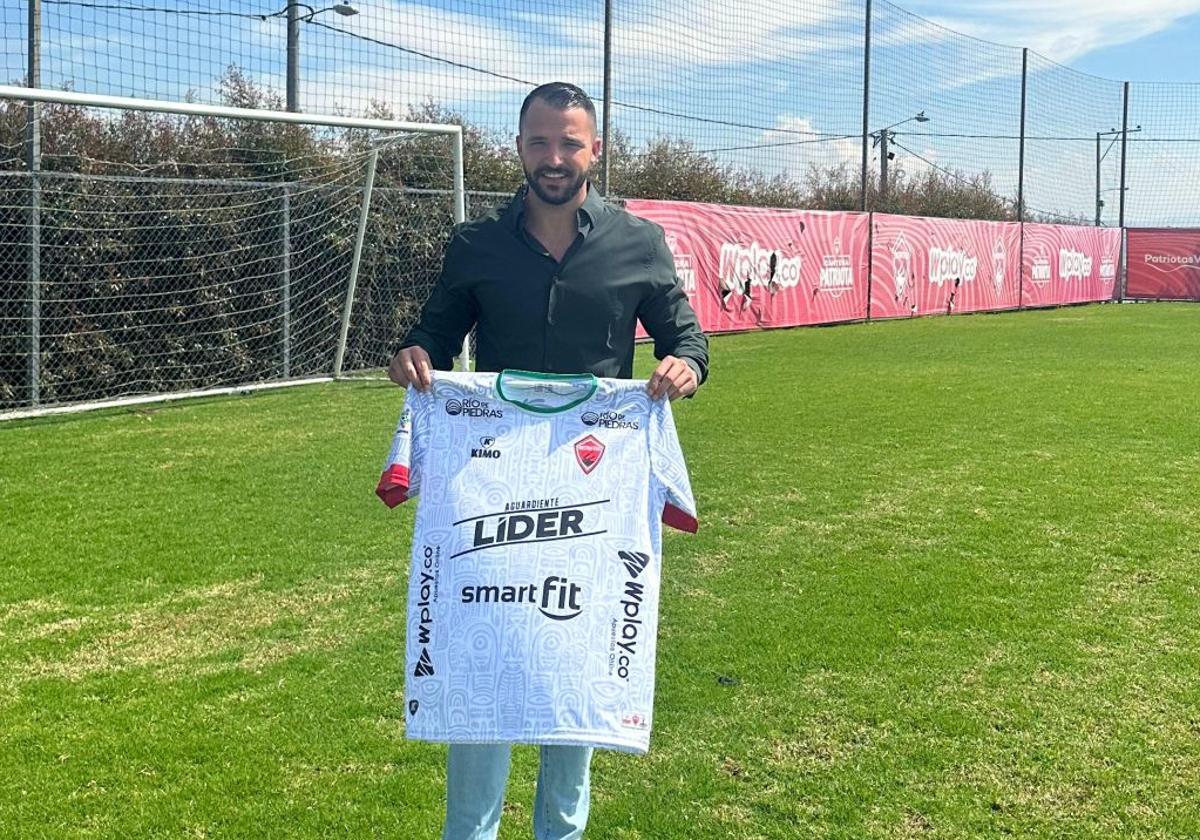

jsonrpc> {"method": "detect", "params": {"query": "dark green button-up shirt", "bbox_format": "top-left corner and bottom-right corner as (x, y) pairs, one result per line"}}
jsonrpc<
(402, 184), (709, 385)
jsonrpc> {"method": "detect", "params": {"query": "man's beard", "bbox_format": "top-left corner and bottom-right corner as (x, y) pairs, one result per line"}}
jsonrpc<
(524, 164), (589, 205)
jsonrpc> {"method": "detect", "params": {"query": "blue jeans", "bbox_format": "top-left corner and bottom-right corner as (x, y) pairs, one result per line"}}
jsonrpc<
(442, 743), (593, 840)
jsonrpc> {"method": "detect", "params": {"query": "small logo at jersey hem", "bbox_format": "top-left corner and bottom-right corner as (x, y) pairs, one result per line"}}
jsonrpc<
(621, 712), (649, 730)
(574, 434), (605, 474)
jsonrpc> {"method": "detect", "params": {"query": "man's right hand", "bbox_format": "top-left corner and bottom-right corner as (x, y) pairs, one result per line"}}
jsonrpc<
(387, 345), (434, 391)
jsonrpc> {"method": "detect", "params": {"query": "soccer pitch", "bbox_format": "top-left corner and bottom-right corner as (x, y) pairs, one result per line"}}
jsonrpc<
(3, 303), (1199, 838)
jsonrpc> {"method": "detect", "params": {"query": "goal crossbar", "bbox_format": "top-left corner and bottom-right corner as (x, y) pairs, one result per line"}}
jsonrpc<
(1, 86), (468, 421)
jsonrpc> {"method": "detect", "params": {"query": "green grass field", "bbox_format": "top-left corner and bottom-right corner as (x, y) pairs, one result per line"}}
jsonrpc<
(4, 303), (1200, 839)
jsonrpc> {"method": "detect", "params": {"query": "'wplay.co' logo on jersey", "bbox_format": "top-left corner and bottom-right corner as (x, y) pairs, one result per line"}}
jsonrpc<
(413, 544), (440, 678)
(610, 550), (650, 681)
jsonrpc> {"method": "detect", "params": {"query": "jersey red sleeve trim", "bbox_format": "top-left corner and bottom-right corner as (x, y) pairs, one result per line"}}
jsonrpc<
(662, 502), (698, 533)
(376, 464), (411, 508)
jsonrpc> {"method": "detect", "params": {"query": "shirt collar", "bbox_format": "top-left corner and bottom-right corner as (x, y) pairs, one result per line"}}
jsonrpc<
(508, 182), (602, 239)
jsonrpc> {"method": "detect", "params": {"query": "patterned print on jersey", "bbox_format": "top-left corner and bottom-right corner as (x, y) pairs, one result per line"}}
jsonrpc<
(377, 370), (697, 754)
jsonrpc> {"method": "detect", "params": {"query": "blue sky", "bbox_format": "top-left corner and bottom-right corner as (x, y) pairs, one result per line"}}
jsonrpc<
(2, 0), (1199, 224)
(903, 0), (1200, 82)
(1074, 16), (1200, 82)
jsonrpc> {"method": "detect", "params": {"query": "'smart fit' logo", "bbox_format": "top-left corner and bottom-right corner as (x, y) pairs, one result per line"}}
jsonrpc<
(460, 575), (584, 621)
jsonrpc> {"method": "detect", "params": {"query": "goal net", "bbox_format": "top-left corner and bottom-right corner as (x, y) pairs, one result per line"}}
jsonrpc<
(0, 88), (465, 417)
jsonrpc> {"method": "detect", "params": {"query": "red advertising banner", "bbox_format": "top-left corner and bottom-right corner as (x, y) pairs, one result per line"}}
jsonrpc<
(624, 199), (870, 335)
(1125, 228), (1200, 300)
(1020, 223), (1121, 307)
(869, 214), (1022, 319)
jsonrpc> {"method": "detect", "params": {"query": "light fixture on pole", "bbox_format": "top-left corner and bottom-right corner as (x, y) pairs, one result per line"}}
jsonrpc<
(285, 3), (360, 113)
(871, 111), (929, 208)
(1095, 124), (1140, 226)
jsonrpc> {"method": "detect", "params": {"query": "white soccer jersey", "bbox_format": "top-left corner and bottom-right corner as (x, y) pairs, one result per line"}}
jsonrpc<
(376, 370), (697, 754)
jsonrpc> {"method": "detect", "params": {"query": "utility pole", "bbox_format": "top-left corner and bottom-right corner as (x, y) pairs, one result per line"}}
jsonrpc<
(879, 129), (889, 208)
(286, 2), (301, 112)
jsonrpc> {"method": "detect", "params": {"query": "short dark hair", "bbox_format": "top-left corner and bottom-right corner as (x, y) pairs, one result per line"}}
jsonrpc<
(519, 82), (597, 131)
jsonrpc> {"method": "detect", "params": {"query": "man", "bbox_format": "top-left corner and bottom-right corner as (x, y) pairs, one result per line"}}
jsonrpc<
(388, 81), (708, 840)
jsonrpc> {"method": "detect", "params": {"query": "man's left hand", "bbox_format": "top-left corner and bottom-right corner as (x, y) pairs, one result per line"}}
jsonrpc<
(647, 356), (698, 401)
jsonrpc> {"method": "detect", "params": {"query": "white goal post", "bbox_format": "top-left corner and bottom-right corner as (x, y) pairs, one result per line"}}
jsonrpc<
(0, 85), (468, 421)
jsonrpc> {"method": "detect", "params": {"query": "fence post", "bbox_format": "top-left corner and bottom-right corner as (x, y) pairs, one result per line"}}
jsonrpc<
(281, 184), (291, 379)
(451, 128), (470, 371)
(860, 0), (872, 212)
(334, 149), (379, 379)
(1017, 49), (1027, 224)
(865, 213), (874, 320)
(1017, 47), (1027, 309)
(27, 0), (41, 407)
(601, 0), (613, 197)
(1118, 81), (1130, 230)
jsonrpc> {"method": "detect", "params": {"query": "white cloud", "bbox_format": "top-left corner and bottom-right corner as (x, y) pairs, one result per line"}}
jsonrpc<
(905, 0), (1200, 63)
(760, 116), (862, 175)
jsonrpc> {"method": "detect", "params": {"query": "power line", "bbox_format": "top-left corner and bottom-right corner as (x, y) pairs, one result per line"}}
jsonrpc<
(885, 137), (1077, 222)
(630, 134), (861, 158)
(310, 20), (858, 139)
(43, 1), (274, 19)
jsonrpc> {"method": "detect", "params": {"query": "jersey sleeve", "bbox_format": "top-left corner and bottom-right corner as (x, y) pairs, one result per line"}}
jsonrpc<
(650, 397), (698, 533)
(375, 386), (428, 508)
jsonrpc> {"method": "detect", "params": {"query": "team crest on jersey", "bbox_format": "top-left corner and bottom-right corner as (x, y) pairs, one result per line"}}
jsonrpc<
(574, 435), (605, 474)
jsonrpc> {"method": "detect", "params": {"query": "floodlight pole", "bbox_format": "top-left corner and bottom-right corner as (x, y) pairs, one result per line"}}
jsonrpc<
(871, 113), (927, 211)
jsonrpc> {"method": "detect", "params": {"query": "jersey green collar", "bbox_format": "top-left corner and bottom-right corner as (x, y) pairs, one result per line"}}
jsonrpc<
(495, 370), (598, 414)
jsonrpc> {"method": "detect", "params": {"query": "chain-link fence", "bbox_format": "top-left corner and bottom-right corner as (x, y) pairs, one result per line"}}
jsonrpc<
(3, 0), (1197, 227)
